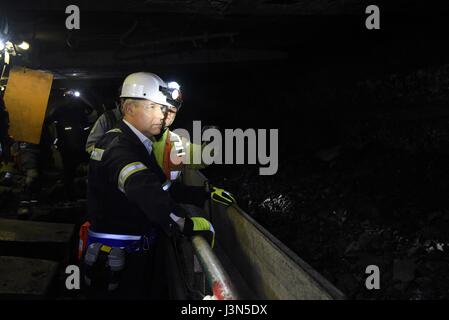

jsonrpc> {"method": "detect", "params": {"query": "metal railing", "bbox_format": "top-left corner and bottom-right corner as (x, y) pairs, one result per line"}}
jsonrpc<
(191, 235), (239, 300)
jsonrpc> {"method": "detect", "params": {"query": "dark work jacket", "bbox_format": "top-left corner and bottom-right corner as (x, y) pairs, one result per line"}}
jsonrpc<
(0, 96), (9, 137)
(87, 120), (188, 236)
(48, 98), (90, 154)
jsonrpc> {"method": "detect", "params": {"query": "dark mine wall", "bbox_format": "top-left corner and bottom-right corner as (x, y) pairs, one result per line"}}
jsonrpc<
(192, 57), (449, 299)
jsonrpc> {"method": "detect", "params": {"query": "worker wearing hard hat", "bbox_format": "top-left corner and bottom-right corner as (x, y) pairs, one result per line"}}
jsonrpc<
(85, 76), (235, 207)
(84, 72), (216, 298)
(85, 86), (123, 155)
(0, 94), (13, 186)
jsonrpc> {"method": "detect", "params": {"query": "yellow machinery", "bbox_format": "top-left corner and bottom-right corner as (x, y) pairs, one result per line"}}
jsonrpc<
(3, 67), (53, 144)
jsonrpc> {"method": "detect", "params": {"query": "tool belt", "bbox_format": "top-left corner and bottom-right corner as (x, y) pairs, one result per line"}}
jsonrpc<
(86, 228), (158, 254)
(80, 226), (157, 291)
(78, 221), (158, 261)
(79, 225), (158, 292)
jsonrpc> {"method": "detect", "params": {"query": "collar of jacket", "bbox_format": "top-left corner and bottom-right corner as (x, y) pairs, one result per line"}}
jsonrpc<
(115, 120), (166, 180)
(116, 120), (155, 156)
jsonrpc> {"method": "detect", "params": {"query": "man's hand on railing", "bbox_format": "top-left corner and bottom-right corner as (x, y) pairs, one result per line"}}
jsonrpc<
(183, 216), (215, 248)
(210, 186), (236, 207)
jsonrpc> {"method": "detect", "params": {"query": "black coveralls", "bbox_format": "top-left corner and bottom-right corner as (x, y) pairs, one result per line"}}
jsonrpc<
(87, 120), (188, 298)
(0, 96), (11, 163)
(47, 98), (90, 198)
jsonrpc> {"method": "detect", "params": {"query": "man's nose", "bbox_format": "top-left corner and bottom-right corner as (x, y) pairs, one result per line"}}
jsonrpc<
(156, 106), (165, 119)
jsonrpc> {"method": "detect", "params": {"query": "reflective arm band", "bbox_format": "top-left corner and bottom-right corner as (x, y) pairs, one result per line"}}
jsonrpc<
(90, 148), (105, 161)
(118, 162), (148, 193)
(86, 144), (95, 155)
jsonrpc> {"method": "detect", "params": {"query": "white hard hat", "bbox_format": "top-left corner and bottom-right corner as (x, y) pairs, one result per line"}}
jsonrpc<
(120, 72), (182, 109)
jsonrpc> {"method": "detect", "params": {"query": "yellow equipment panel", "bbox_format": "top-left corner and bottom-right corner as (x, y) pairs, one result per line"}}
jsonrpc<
(3, 67), (53, 144)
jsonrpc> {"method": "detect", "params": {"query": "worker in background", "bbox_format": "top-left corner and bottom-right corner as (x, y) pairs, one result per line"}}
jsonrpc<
(85, 79), (235, 208)
(84, 72), (215, 298)
(45, 90), (90, 200)
(1, 89), (43, 216)
(0, 93), (13, 186)
(14, 141), (41, 218)
(85, 86), (122, 155)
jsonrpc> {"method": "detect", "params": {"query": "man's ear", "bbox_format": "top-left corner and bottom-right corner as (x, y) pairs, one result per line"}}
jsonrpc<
(123, 100), (134, 115)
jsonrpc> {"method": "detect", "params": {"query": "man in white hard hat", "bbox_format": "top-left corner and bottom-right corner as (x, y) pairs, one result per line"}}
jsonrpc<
(85, 76), (236, 207)
(84, 72), (215, 299)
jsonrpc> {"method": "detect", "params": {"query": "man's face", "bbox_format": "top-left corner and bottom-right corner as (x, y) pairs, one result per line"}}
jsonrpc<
(124, 99), (165, 137)
(163, 105), (178, 128)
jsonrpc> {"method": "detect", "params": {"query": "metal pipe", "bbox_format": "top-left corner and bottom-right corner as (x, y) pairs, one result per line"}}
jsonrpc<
(191, 235), (239, 300)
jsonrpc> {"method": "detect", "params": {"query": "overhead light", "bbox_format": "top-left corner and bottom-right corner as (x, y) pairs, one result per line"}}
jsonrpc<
(18, 41), (30, 50)
(63, 89), (81, 97)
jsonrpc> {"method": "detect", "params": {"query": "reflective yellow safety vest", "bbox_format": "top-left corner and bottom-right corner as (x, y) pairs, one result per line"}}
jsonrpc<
(152, 129), (206, 181)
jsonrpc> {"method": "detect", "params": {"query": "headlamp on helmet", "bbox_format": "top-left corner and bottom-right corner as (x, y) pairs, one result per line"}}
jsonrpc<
(160, 81), (182, 110)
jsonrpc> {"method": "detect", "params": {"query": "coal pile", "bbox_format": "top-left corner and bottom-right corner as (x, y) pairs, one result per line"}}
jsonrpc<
(204, 115), (449, 299)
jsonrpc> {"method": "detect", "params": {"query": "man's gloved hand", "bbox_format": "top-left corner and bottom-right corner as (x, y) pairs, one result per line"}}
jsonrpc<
(210, 186), (235, 206)
(183, 216), (215, 248)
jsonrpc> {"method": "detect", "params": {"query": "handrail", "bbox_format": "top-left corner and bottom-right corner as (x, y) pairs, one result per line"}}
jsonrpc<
(183, 168), (345, 299)
(191, 235), (239, 300)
